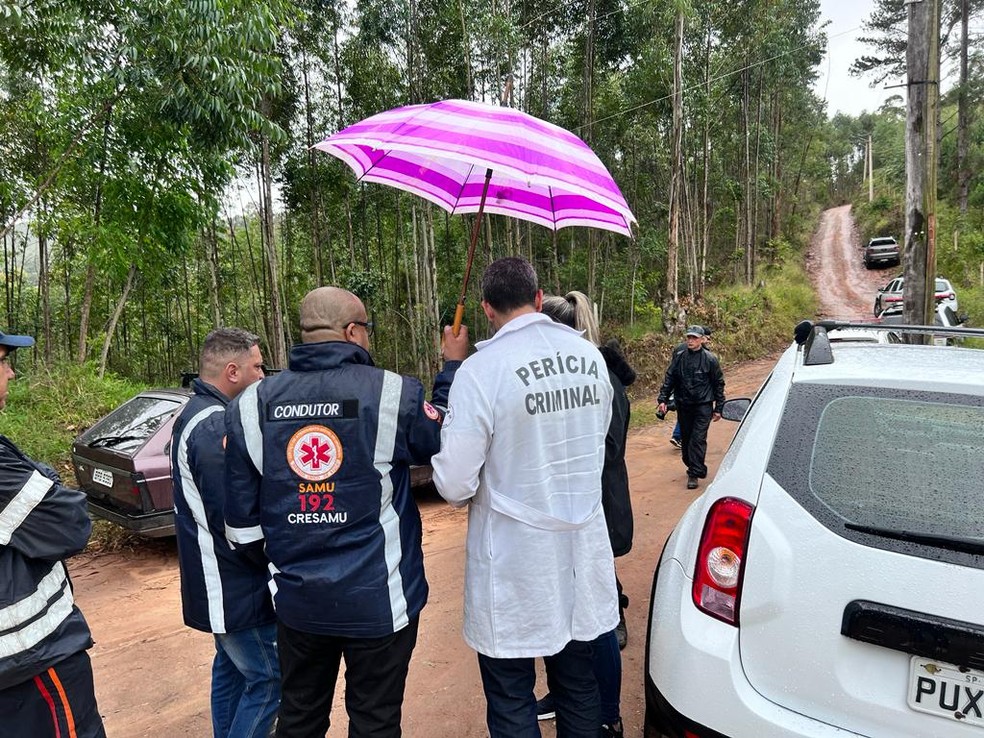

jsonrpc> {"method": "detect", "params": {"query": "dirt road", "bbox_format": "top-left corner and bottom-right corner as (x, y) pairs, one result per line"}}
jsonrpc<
(69, 205), (883, 737)
(807, 204), (894, 319)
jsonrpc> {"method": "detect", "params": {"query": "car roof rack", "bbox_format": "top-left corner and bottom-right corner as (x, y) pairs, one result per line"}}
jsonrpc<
(794, 320), (984, 366)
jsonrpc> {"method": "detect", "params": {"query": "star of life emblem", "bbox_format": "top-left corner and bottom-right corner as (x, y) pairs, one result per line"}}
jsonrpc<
(286, 425), (343, 481)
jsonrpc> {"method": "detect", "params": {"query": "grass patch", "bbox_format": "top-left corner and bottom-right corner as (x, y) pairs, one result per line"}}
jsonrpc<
(2, 361), (146, 468)
(955, 283), (984, 349)
(1, 362), (150, 551)
(618, 257), (817, 401)
(630, 397), (660, 429)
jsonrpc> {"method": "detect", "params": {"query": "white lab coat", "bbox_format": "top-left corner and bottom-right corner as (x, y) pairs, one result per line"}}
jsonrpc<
(432, 312), (619, 658)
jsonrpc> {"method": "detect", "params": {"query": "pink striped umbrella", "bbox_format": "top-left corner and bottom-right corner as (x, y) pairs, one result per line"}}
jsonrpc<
(314, 99), (636, 332)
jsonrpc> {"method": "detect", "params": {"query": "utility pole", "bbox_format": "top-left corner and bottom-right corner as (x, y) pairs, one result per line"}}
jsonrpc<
(867, 134), (874, 203)
(903, 0), (940, 338)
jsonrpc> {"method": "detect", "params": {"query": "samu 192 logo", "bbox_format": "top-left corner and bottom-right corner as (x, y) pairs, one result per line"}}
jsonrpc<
(286, 425), (343, 481)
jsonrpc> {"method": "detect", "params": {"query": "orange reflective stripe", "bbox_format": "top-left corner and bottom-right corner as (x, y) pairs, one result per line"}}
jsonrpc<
(47, 666), (78, 738)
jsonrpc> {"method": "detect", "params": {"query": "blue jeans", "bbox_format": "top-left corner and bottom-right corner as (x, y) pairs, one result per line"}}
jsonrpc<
(672, 420), (681, 442)
(212, 623), (280, 738)
(592, 630), (621, 725)
(478, 639), (599, 738)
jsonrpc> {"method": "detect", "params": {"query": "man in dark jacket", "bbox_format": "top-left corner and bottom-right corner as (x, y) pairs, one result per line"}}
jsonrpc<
(223, 286), (469, 738)
(171, 327), (277, 738)
(657, 325), (725, 490)
(0, 329), (106, 738)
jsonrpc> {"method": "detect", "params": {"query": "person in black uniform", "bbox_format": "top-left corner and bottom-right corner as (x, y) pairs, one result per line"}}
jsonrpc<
(0, 329), (106, 738)
(223, 286), (469, 738)
(657, 325), (725, 490)
(171, 328), (277, 738)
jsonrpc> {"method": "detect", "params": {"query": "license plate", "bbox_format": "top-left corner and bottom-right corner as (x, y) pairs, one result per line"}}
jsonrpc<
(92, 468), (113, 488)
(908, 655), (984, 728)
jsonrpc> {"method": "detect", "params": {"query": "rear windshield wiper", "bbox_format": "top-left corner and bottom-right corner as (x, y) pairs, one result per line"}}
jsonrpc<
(846, 522), (984, 556)
(87, 435), (144, 449)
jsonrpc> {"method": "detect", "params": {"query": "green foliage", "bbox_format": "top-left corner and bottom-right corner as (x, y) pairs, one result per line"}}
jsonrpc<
(619, 254), (817, 399)
(852, 189), (904, 242)
(1, 361), (146, 467)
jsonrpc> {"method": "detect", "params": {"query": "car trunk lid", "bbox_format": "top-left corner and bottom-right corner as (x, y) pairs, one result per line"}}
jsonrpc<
(739, 480), (984, 737)
(737, 383), (984, 737)
(72, 391), (186, 515)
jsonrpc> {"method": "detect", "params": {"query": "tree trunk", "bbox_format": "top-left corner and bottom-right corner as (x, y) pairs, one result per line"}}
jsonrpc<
(207, 221), (221, 327)
(77, 262), (96, 363)
(957, 0), (969, 215)
(259, 103), (287, 368)
(38, 227), (51, 363)
(743, 67), (754, 284)
(699, 17), (711, 294)
(665, 10), (684, 317)
(98, 263), (138, 378)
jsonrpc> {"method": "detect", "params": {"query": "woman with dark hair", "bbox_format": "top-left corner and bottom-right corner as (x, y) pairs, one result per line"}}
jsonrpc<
(536, 290), (636, 738)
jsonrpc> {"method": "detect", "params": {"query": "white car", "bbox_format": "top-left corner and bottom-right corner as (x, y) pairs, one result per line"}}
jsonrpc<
(874, 276), (959, 316)
(645, 320), (984, 738)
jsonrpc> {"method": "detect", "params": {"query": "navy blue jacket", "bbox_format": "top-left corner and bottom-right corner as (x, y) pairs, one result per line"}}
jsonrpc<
(170, 379), (275, 634)
(224, 341), (459, 638)
(600, 342), (635, 558)
(0, 436), (93, 691)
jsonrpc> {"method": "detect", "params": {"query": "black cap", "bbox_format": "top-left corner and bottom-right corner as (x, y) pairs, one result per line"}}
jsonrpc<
(685, 325), (705, 337)
(0, 331), (35, 350)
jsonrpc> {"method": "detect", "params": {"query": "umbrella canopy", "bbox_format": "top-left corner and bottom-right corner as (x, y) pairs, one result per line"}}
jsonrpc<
(314, 99), (636, 238)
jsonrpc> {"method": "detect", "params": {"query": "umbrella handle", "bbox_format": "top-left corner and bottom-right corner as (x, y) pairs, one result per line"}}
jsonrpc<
(453, 168), (493, 338)
(452, 302), (466, 337)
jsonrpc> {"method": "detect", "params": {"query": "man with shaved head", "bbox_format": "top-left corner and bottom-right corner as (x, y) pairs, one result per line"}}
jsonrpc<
(224, 286), (468, 738)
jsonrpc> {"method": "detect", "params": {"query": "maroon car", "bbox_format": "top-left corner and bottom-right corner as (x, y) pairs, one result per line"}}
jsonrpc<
(72, 386), (436, 538)
(71, 389), (190, 537)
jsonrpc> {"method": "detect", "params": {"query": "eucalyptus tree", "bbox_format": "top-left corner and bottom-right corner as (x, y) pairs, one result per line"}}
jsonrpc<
(1, 0), (292, 374)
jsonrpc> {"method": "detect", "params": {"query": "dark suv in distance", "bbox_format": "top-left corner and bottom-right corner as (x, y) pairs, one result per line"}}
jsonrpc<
(73, 384), (437, 538)
(863, 236), (900, 269)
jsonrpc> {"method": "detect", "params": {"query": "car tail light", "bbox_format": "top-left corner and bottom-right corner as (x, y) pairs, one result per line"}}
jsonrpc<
(692, 497), (754, 626)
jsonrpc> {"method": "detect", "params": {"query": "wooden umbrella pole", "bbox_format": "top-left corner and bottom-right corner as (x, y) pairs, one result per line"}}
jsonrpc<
(452, 168), (494, 336)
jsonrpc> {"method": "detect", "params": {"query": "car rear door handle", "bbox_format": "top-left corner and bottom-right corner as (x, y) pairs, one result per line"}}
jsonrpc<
(842, 600), (984, 670)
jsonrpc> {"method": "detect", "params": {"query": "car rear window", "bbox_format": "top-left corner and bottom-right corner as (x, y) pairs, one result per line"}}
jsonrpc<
(768, 384), (984, 567)
(935, 279), (951, 292)
(79, 395), (184, 455)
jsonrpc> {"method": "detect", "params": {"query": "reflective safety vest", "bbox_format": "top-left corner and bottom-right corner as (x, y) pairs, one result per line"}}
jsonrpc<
(0, 436), (94, 691)
(224, 340), (459, 638)
(170, 378), (275, 634)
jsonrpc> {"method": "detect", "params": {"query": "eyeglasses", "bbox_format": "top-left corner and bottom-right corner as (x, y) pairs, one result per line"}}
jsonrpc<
(345, 321), (374, 338)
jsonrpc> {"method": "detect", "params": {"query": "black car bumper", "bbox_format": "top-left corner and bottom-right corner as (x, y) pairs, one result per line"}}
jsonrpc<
(86, 499), (175, 537)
